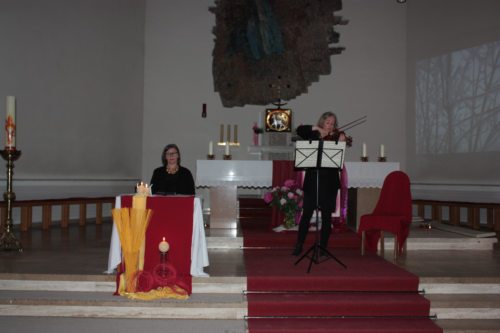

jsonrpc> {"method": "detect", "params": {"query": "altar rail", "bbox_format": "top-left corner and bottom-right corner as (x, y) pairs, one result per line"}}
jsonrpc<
(413, 199), (500, 232)
(0, 197), (115, 231)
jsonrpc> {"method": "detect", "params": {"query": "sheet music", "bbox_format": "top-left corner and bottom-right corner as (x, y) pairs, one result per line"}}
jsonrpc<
(294, 141), (346, 169)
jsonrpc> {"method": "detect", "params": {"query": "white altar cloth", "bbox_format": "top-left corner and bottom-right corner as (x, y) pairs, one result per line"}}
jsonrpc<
(344, 162), (400, 188)
(196, 160), (273, 187)
(106, 196), (209, 277)
(196, 160), (399, 189)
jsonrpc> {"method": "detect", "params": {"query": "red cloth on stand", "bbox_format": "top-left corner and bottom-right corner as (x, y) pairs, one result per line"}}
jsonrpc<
(121, 195), (194, 294)
(357, 171), (412, 253)
(270, 160), (304, 229)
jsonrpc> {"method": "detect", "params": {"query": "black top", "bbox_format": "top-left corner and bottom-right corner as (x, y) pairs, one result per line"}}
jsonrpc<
(150, 165), (195, 195)
(296, 125), (340, 210)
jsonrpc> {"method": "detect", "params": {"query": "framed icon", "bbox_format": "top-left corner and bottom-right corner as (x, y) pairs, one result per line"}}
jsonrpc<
(265, 108), (292, 132)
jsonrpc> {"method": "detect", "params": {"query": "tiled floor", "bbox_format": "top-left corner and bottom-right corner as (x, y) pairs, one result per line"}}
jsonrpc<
(0, 219), (499, 280)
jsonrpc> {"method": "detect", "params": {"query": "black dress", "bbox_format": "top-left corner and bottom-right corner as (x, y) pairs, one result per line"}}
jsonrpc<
(295, 125), (340, 248)
(150, 166), (195, 195)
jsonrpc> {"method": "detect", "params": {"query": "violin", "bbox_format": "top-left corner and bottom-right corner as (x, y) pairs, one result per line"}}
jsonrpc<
(324, 129), (353, 147)
(322, 115), (367, 148)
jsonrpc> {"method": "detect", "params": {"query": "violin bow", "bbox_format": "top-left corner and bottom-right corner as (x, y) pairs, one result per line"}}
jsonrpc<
(338, 115), (367, 132)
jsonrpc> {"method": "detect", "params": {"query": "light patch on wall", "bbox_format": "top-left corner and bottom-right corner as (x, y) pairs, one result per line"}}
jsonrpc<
(415, 40), (500, 154)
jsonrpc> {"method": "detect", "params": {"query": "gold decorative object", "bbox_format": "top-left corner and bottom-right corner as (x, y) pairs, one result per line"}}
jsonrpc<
(265, 108), (292, 132)
(207, 154), (215, 160)
(378, 157), (387, 162)
(361, 156), (368, 162)
(0, 149), (22, 252)
(223, 154), (232, 160)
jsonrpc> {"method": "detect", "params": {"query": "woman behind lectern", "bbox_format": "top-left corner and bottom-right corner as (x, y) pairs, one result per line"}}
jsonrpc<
(292, 112), (346, 256)
(150, 144), (195, 195)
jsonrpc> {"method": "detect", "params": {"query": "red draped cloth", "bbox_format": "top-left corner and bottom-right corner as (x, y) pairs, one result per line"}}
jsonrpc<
(270, 160), (304, 229)
(120, 195), (194, 294)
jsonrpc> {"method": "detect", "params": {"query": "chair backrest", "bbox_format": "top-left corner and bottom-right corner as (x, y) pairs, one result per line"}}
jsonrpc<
(372, 171), (412, 220)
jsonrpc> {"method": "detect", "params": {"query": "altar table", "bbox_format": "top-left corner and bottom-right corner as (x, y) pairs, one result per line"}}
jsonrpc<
(196, 160), (399, 229)
(196, 160), (272, 228)
(106, 196), (209, 281)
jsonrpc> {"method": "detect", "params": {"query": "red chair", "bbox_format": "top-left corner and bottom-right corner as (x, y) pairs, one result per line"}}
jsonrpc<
(358, 171), (412, 260)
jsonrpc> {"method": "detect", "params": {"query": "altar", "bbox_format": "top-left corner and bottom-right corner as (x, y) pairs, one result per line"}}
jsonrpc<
(196, 160), (272, 228)
(196, 160), (399, 229)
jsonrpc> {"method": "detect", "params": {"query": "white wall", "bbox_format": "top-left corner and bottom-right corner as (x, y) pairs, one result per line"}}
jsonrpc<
(0, 0), (145, 200)
(142, 0), (407, 181)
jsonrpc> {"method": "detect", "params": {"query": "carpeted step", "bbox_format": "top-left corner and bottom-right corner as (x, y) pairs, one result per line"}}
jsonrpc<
(247, 292), (431, 317)
(247, 317), (443, 333)
(245, 249), (420, 292)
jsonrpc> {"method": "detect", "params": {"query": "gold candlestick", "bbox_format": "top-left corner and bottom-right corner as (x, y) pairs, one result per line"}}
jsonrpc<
(0, 149), (22, 252)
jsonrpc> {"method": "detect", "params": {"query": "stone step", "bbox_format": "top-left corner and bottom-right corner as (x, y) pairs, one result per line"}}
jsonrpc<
(0, 274), (246, 294)
(1, 275), (500, 321)
(0, 290), (247, 319)
(437, 319), (500, 333)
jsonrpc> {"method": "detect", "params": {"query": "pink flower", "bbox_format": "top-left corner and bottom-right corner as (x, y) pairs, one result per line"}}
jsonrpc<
(283, 179), (296, 188)
(280, 198), (287, 206)
(287, 192), (295, 199)
(263, 192), (274, 204)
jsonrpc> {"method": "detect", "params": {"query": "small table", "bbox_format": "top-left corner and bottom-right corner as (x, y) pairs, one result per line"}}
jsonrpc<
(106, 196), (209, 278)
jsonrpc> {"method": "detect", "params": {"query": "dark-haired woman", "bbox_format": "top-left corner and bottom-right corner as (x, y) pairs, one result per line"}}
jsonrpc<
(150, 144), (195, 195)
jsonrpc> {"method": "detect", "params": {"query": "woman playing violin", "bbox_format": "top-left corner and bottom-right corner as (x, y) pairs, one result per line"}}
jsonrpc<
(292, 111), (346, 256)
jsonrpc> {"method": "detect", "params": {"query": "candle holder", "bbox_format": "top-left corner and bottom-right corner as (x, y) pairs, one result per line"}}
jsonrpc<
(223, 154), (232, 160)
(0, 149), (22, 252)
(361, 156), (368, 162)
(207, 154), (215, 160)
(378, 156), (387, 162)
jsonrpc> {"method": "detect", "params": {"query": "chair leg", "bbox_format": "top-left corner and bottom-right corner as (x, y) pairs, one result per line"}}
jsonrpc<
(361, 231), (365, 256)
(379, 231), (384, 257)
(393, 237), (398, 261)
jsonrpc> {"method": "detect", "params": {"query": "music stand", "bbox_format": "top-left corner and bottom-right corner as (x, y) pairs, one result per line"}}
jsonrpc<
(294, 140), (348, 273)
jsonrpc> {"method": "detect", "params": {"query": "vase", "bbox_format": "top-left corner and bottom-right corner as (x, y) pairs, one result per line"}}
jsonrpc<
(284, 212), (296, 229)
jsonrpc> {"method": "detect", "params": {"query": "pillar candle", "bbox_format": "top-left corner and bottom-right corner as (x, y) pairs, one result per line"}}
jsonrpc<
(226, 125), (231, 143)
(209, 141), (213, 155)
(225, 141), (230, 155)
(5, 96), (16, 149)
(380, 144), (385, 157)
(234, 125), (238, 143)
(219, 124), (224, 143)
(362, 143), (367, 157)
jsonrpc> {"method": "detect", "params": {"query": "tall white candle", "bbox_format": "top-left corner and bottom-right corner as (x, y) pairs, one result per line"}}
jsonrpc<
(209, 141), (213, 155)
(225, 141), (230, 155)
(5, 96), (16, 149)
(362, 143), (367, 157)
(380, 144), (385, 157)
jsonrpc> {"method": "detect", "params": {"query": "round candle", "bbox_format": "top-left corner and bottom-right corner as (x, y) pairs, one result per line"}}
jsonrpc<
(225, 141), (230, 155)
(362, 143), (367, 157)
(380, 144), (385, 157)
(209, 141), (213, 155)
(158, 237), (169, 253)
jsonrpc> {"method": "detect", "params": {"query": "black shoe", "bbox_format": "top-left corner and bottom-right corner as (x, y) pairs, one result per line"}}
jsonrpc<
(292, 243), (303, 256)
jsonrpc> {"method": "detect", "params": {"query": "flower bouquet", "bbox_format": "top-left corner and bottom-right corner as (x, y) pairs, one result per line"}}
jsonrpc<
(264, 179), (303, 229)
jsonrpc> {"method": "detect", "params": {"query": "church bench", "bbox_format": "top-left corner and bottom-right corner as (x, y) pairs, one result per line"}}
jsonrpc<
(0, 197), (115, 231)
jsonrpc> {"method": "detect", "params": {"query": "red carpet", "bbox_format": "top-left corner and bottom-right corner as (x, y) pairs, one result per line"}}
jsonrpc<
(240, 202), (442, 333)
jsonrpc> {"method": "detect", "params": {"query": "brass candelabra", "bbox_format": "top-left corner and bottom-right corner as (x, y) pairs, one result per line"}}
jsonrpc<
(0, 149), (22, 252)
